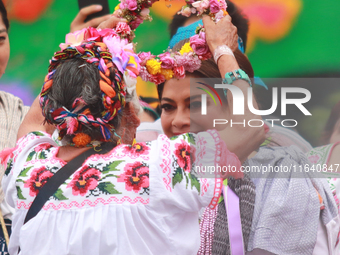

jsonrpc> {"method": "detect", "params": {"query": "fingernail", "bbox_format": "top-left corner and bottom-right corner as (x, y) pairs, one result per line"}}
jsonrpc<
(95, 5), (103, 10)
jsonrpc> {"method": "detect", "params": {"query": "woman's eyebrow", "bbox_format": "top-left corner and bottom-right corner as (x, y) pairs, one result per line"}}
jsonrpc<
(161, 97), (175, 103)
(0, 29), (7, 33)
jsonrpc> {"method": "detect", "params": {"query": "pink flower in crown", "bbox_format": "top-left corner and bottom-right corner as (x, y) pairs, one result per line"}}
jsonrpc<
(159, 52), (175, 69)
(34, 143), (52, 153)
(210, 0), (221, 14)
(175, 53), (201, 73)
(140, 8), (150, 17)
(139, 66), (152, 81)
(115, 22), (131, 36)
(84, 27), (101, 41)
(192, 0), (210, 15)
(59, 28), (86, 50)
(103, 35), (129, 73)
(181, 6), (192, 17)
(215, 10), (225, 22)
(174, 66), (185, 79)
(138, 52), (155, 65)
(190, 33), (210, 56)
(219, 0), (227, 11)
(130, 15), (144, 30)
(149, 73), (166, 85)
(185, 54), (201, 73)
(123, 0), (137, 11)
(308, 155), (320, 164)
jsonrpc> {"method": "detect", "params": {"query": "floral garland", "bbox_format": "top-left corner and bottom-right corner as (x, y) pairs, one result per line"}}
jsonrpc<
(178, 0), (228, 21)
(113, 0), (158, 31)
(138, 1), (229, 85)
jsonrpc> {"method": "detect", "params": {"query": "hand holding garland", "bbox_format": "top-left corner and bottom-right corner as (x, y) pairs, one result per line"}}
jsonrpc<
(202, 16), (265, 162)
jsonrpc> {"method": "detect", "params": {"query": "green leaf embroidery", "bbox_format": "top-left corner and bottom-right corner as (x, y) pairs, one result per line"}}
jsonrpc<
(97, 182), (121, 195)
(38, 151), (47, 159)
(31, 131), (45, 137)
(189, 173), (201, 194)
(26, 151), (36, 162)
(102, 160), (124, 174)
(18, 166), (34, 177)
(172, 167), (183, 188)
(16, 186), (26, 200)
(169, 135), (179, 140)
(53, 188), (68, 200)
(4, 158), (13, 176)
(187, 133), (196, 145)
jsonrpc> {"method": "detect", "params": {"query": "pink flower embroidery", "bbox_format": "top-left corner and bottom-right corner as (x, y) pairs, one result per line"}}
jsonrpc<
(122, 143), (150, 156)
(0, 146), (17, 167)
(308, 155), (320, 164)
(67, 165), (101, 196)
(24, 166), (54, 197)
(174, 141), (196, 172)
(118, 162), (149, 193)
(34, 143), (52, 152)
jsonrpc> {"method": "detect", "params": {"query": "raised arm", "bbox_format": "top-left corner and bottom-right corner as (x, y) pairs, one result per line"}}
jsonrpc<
(203, 15), (265, 162)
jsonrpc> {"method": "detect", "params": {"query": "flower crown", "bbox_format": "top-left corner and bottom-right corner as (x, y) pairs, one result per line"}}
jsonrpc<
(179, 0), (228, 20)
(139, 26), (214, 85)
(113, 0), (158, 31)
(40, 26), (141, 142)
(138, 0), (229, 85)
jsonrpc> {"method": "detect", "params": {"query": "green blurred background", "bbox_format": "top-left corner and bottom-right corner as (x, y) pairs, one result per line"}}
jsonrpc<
(1, 0), (339, 146)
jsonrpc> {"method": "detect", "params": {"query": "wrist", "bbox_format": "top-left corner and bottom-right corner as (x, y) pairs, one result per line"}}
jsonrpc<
(213, 45), (235, 65)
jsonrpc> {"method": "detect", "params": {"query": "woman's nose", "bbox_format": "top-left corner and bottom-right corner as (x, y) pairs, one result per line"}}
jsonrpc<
(172, 109), (190, 129)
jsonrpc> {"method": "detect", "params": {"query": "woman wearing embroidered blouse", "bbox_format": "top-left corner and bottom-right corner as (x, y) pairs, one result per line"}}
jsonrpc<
(142, 15), (340, 254)
(0, 16), (264, 255)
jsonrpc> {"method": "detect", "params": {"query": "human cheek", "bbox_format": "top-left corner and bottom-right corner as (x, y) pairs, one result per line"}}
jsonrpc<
(0, 40), (9, 76)
(161, 114), (173, 137)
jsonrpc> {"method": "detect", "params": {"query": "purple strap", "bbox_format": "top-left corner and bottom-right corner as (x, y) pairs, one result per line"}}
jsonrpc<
(223, 185), (245, 255)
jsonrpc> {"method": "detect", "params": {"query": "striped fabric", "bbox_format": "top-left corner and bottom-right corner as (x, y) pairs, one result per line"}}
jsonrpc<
(0, 91), (29, 203)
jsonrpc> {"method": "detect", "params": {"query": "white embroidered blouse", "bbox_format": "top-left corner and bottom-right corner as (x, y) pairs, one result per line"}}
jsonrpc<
(1, 130), (226, 255)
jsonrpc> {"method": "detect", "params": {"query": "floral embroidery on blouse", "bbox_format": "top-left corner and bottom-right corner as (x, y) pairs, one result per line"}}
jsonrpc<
(1, 131), (223, 211)
(170, 134), (201, 194)
(67, 165), (102, 196)
(122, 142), (150, 156)
(117, 162), (150, 194)
(24, 166), (53, 197)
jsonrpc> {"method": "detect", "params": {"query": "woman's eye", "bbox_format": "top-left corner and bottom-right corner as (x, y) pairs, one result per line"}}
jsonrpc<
(0, 36), (6, 41)
(189, 101), (202, 110)
(161, 104), (174, 112)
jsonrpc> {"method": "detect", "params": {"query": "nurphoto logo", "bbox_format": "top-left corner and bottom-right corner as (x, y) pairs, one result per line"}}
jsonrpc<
(198, 82), (312, 128)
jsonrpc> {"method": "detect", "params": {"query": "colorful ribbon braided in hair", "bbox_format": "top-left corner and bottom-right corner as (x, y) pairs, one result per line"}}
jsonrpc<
(39, 27), (138, 142)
